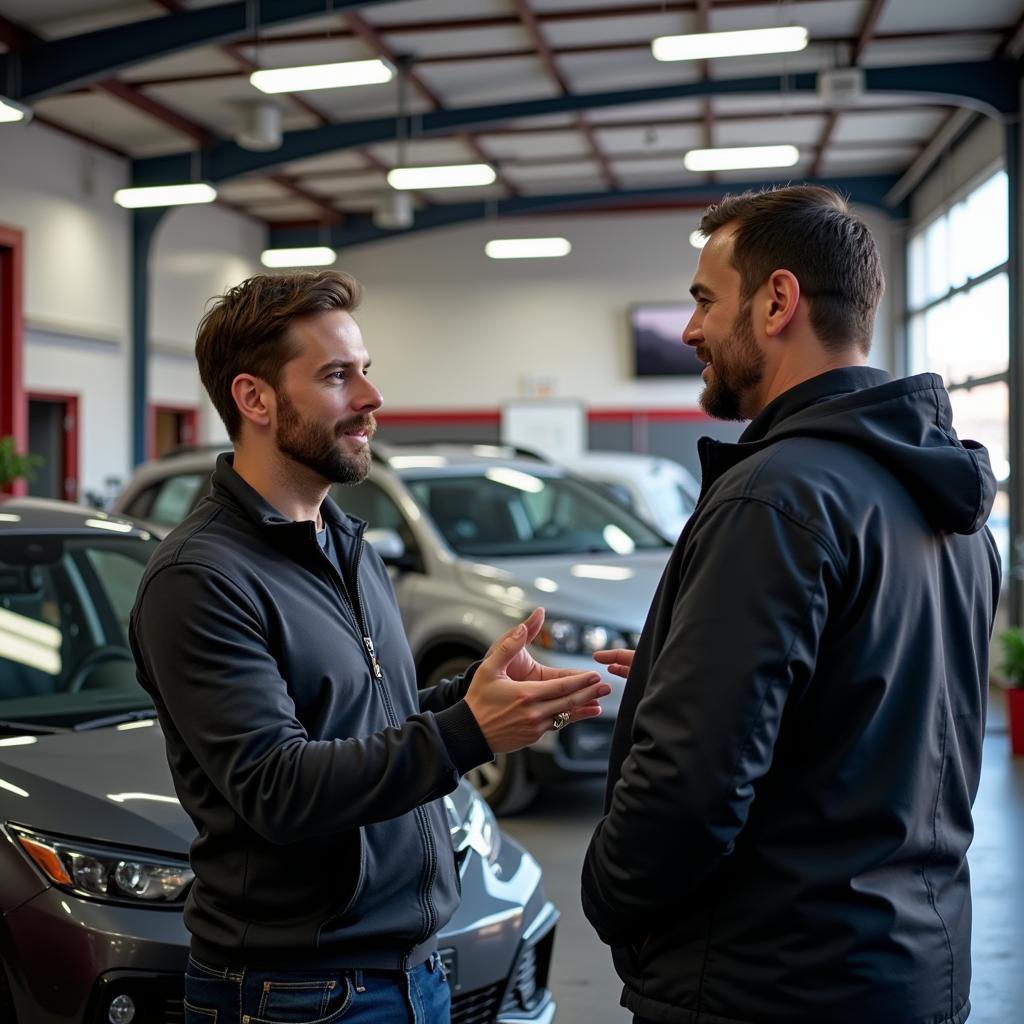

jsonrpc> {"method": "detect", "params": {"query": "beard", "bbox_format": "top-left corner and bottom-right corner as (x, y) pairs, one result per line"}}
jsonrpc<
(275, 389), (376, 485)
(699, 301), (765, 421)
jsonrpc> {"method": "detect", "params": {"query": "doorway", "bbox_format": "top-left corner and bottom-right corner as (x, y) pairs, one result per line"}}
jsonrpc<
(27, 392), (79, 501)
(150, 405), (199, 459)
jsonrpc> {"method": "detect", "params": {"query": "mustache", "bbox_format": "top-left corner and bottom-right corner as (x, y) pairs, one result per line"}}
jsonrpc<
(334, 414), (377, 439)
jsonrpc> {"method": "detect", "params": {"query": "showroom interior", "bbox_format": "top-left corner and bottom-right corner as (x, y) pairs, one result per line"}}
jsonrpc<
(0, 1), (1023, 1023)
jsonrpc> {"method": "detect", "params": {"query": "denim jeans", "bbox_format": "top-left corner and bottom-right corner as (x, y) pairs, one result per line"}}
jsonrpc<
(184, 951), (452, 1024)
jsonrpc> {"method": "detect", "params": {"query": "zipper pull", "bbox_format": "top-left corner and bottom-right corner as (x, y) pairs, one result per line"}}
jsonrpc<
(364, 636), (382, 678)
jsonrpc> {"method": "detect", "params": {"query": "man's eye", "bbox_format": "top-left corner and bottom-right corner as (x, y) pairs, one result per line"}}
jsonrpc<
(328, 371), (345, 380)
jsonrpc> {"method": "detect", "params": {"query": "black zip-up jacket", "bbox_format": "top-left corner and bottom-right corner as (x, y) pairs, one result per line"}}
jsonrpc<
(130, 454), (492, 969)
(582, 368), (1001, 1024)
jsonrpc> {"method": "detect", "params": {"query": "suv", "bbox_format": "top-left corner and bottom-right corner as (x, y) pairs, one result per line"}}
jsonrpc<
(114, 443), (673, 813)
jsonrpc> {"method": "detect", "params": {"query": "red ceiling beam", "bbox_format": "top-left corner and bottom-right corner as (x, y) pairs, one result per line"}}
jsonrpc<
(510, 0), (620, 191)
(810, 0), (888, 176)
(345, 11), (517, 197)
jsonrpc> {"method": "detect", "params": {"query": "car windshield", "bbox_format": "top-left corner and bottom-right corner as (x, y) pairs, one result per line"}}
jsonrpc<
(405, 470), (671, 557)
(0, 533), (157, 730)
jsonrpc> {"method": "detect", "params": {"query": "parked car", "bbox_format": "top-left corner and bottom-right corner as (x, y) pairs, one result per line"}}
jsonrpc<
(559, 451), (701, 541)
(114, 442), (673, 813)
(0, 498), (557, 1024)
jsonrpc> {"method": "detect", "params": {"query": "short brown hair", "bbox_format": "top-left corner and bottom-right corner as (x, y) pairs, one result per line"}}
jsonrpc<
(195, 270), (362, 440)
(698, 185), (884, 354)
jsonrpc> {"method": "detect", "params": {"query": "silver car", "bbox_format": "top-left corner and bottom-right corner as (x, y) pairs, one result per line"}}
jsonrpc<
(114, 444), (673, 813)
(0, 498), (557, 1024)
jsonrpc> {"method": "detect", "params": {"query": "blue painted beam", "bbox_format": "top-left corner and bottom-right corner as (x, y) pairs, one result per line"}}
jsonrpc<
(3, 0), (404, 102)
(132, 62), (1021, 188)
(268, 175), (905, 252)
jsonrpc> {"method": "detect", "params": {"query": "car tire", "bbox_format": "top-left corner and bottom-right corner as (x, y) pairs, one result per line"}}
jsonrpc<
(423, 655), (541, 816)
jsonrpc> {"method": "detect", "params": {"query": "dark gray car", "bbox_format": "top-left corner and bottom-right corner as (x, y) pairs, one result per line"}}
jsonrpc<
(0, 498), (557, 1024)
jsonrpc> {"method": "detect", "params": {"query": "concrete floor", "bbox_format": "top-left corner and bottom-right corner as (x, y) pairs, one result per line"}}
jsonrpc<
(502, 688), (1024, 1024)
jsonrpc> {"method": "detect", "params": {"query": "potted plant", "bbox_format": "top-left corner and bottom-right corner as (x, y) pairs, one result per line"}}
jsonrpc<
(0, 436), (40, 492)
(998, 627), (1024, 755)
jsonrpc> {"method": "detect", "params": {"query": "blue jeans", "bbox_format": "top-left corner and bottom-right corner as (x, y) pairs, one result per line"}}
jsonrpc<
(184, 951), (452, 1024)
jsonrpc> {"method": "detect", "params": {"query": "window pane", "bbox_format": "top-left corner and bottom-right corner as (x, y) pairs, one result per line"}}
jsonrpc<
(964, 171), (1008, 278)
(150, 474), (204, 526)
(924, 215), (949, 303)
(908, 233), (927, 309)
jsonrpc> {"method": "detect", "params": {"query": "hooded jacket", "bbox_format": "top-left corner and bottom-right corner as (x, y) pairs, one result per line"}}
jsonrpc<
(582, 368), (1001, 1024)
(130, 454), (491, 970)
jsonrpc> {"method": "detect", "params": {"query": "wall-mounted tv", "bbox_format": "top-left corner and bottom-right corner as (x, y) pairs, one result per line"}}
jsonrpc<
(629, 303), (702, 377)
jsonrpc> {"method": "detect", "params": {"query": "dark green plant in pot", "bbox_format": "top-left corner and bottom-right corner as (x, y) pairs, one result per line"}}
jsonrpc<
(1000, 627), (1024, 688)
(0, 436), (41, 489)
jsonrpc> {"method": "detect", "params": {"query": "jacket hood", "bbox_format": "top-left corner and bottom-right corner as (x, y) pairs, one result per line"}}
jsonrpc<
(732, 368), (996, 535)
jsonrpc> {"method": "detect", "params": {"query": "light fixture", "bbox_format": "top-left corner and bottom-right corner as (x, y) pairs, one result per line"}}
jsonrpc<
(387, 164), (496, 190)
(0, 96), (31, 124)
(689, 230), (708, 250)
(260, 247), (337, 268)
(485, 237), (572, 260)
(113, 183), (217, 209)
(684, 145), (800, 172)
(234, 99), (282, 151)
(250, 59), (393, 94)
(652, 26), (809, 62)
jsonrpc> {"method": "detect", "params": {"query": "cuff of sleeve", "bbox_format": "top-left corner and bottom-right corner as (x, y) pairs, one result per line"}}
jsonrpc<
(435, 699), (493, 776)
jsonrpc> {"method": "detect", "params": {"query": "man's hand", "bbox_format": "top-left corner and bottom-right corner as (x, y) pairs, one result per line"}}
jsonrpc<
(466, 609), (611, 755)
(593, 647), (634, 679)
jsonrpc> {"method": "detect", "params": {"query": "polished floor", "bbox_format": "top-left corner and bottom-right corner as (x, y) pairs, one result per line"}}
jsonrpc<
(503, 686), (1024, 1024)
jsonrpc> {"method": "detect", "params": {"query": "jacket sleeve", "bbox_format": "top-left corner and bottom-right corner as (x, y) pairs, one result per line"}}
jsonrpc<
(131, 562), (492, 844)
(581, 496), (839, 945)
(418, 661), (481, 714)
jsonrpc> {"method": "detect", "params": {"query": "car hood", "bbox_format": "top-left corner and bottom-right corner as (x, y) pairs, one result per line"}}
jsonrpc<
(455, 548), (669, 629)
(0, 723), (194, 855)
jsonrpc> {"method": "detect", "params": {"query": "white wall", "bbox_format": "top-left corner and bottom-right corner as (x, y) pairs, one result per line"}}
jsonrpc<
(335, 205), (895, 412)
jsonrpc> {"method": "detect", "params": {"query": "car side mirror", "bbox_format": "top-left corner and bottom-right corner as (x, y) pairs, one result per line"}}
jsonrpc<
(365, 527), (407, 564)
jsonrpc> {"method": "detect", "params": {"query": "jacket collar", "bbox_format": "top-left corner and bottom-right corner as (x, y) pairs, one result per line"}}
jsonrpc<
(209, 452), (362, 542)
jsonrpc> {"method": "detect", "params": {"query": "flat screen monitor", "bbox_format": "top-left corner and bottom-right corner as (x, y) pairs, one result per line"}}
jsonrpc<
(630, 303), (702, 377)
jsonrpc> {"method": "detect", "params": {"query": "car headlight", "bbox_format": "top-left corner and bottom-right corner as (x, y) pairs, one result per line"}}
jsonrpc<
(445, 791), (501, 866)
(8, 824), (193, 905)
(535, 618), (633, 655)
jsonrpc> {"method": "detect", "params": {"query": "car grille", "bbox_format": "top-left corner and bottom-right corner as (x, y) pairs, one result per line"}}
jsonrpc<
(500, 942), (538, 1010)
(451, 980), (503, 1024)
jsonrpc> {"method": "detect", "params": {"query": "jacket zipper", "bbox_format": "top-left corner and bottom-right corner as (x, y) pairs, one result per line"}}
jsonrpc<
(317, 523), (439, 964)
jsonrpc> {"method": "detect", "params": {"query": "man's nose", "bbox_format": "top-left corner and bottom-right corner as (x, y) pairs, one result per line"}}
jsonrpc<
(354, 376), (383, 411)
(682, 315), (702, 348)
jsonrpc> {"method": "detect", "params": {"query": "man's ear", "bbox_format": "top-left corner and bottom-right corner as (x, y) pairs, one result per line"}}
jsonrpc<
(764, 269), (801, 337)
(231, 373), (273, 431)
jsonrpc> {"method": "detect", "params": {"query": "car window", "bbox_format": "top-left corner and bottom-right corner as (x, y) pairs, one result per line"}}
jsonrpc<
(124, 483), (159, 520)
(0, 535), (157, 726)
(405, 472), (669, 558)
(331, 480), (423, 567)
(149, 474), (205, 526)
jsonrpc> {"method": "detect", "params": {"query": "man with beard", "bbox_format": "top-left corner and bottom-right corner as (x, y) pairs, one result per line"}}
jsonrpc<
(581, 186), (1001, 1024)
(130, 270), (609, 1024)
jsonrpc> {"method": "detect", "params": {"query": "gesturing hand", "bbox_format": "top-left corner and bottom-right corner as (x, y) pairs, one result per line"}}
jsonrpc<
(593, 647), (634, 679)
(466, 609), (612, 755)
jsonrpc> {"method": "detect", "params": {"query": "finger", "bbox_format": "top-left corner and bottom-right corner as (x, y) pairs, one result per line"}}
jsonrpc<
(593, 649), (633, 664)
(522, 607), (545, 645)
(605, 663), (630, 678)
(481, 617), (533, 674)
(540, 679), (612, 716)
(532, 670), (604, 701)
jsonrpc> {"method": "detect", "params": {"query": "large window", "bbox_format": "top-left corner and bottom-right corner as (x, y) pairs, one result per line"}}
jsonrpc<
(907, 169), (1009, 572)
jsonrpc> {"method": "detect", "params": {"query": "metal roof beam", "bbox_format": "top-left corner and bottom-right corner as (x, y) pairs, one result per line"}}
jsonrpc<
(267, 174), (904, 251)
(132, 62), (1021, 187)
(0, 0), (404, 102)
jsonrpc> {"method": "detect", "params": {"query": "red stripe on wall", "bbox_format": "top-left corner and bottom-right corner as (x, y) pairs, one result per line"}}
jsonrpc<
(375, 407), (708, 425)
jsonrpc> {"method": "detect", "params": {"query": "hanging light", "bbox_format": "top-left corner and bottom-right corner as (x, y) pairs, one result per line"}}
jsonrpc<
(387, 164), (496, 190)
(113, 184), (218, 209)
(250, 59), (393, 94)
(260, 247), (337, 268)
(653, 26), (809, 62)
(684, 145), (800, 172)
(485, 238), (572, 260)
(0, 96), (32, 124)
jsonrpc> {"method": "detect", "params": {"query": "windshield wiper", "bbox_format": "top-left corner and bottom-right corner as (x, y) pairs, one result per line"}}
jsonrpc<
(73, 709), (159, 732)
(0, 719), (67, 735)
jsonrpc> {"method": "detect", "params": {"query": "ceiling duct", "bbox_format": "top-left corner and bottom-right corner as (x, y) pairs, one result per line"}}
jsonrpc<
(234, 100), (282, 152)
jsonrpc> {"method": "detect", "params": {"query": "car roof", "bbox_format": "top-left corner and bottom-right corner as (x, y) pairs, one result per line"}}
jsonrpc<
(0, 497), (153, 539)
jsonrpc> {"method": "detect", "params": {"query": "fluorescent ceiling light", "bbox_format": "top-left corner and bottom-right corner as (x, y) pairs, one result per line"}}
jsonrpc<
(387, 164), (496, 190)
(251, 59), (393, 94)
(653, 26), (808, 62)
(689, 230), (708, 249)
(114, 183), (217, 209)
(0, 96), (31, 124)
(684, 144), (800, 172)
(485, 237), (572, 260)
(261, 246), (337, 268)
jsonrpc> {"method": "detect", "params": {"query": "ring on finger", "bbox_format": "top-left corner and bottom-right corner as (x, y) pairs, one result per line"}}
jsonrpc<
(551, 711), (570, 731)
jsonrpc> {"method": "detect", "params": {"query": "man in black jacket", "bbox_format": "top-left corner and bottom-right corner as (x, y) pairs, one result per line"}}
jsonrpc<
(130, 270), (610, 1024)
(581, 186), (1001, 1024)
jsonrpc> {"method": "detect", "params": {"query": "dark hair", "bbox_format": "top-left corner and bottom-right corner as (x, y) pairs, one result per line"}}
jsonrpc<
(698, 185), (884, 354)
(195, 270), (362, 441)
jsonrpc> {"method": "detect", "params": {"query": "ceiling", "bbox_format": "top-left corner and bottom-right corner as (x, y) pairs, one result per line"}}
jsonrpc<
(1, 0), (1022, 241)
